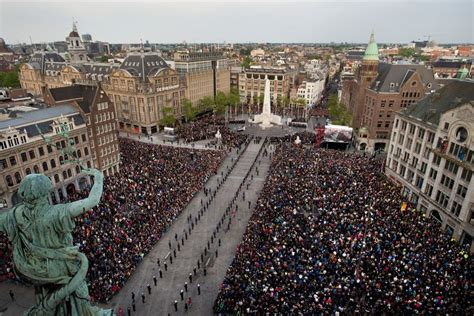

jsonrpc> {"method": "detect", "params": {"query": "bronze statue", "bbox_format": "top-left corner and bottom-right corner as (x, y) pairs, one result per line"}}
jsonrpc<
(0, 168), (112, 315)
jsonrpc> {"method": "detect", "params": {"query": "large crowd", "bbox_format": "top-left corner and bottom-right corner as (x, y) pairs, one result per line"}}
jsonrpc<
(215, 144), (472, 314)
(1, 138), (225, 303)
(177, 115), (248, 149)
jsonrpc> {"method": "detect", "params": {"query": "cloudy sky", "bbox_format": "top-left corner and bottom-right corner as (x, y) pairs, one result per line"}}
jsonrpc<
(1, 0), (472, 44)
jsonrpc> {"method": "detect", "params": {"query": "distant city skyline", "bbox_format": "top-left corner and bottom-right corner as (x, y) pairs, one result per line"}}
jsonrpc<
(1, 0), (473, 45)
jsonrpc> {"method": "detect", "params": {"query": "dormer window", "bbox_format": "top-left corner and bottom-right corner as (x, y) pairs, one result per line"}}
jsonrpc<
(411, 81), (417, 87)
(390, 82), (395, 88)
(427, 83), (432, 88)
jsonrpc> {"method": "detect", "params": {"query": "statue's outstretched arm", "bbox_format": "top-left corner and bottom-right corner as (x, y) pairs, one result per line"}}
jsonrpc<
(67, 168), (104, 218)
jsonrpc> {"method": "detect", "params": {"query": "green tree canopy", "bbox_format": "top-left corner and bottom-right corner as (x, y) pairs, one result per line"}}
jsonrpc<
(182, 98), (196, 122)
(398, 47), (416, 58)
(257, 94), (265, 106)
(228, 88), (240, 109)
(160, 106), (176, 127)
(197, 96), (214, 113)
(99, 55), (110, 63)
(0, 71), (20, 88)
(281, 96), (290, 107)
(214, 91), (228, 115)
(327, 94), (352, 126)
(241, 56), (252, 68)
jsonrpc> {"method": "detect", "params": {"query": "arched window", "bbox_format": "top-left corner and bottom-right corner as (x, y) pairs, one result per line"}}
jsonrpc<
(50, 159), (56, 168)
(5, 175), (13, 187)
(67, 169), (72, 178)
(42, 161), (48, 171)
(54, 174), (60, 183)
(26, 168), (31, 175)
(76, 149), (82, 158)
(75, 165), (80, 174)
(14, 172), (21, 184)
(33, 165), (40, 173)
(84, 147), (89, 156)
(62, 171), (68, 180)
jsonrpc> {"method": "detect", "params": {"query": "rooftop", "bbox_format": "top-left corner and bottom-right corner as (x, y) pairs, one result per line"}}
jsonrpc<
(400, 80), (474, 126)
(0, 104), (80, 130)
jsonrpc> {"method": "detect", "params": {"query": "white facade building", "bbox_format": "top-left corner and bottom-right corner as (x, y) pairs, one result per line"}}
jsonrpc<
(385, 80), (474, 251)
(297, 79), (325, 106)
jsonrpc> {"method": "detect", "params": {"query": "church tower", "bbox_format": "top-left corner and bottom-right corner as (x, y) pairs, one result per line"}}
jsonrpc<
(360, 32), (379, 82)
(66, 22), (88, 63)
(352, 32), (379, 129)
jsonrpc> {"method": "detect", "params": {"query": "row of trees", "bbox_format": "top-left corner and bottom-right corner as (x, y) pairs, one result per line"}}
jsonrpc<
(159, 88), (313, 127)
(327, 94), (352, 126)
(159, 88), (241, 127)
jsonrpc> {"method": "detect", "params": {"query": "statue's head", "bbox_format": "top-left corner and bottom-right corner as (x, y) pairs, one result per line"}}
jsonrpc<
(18, 174), (52, 205)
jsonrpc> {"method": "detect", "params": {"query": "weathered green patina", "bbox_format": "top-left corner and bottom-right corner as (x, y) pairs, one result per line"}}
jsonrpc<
(0, 168), (112, 315)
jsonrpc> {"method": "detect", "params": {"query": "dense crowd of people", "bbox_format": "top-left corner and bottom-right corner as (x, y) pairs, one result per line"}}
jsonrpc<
(270, 132), (316, 145)
(1, 138), (225, 303)
(177, 115), (248, 149)
(215, 144), (472, 314)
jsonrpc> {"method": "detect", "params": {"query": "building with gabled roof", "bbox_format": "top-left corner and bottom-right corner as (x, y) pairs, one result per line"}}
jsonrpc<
(341, 32), (440, 153)
(44, 83), (120, 175)
(385, 80), (474, 251)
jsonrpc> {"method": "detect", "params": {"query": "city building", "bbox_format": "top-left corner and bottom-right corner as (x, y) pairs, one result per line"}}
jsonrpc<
(341, 32), (439, 152)
(230, 66), (243, 90)
(432, 59), (472, 79)
(43, 83), (120, 175)
(173, 51), (230, 105)
(296, 79), (325, 106)
(66, 22), (89, 63)
(0, 105), (93, 208)
(238, 67), (295, 104)
(0, 38), (14, 62)
(102, 51), (185, 134)
(250, 48), (265, 57)
(385, 80), (474, 251)
(19, 50), (66, 95)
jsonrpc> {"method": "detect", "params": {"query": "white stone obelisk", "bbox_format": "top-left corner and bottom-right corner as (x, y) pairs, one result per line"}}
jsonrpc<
(252, 79), (282, 128)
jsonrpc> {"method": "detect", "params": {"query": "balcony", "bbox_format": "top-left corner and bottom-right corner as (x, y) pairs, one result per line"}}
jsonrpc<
(430, 147), (472, 172)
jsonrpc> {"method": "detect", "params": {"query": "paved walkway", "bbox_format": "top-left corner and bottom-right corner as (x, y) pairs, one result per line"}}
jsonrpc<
(119, 132), (218, 150)
(107, 137), (272, 315)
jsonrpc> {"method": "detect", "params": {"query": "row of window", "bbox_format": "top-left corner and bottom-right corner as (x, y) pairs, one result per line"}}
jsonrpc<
(100, 144), (118, 158)
(3, 148), (90, 187)
(98, 133), (117, 147)
(94, 111), (114, 124)
(0, 134), (28, 150)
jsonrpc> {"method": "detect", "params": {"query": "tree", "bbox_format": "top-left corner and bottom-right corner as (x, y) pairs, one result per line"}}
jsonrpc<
(281, 96), (290, 116)
(398, 47), (416, 58)
(295, 98), (306, 118)
(99, 55), (110, 63)
(182, 98), (195, 123)
(227, 88), (240, 116)
(0, 71), (20, 88)
(214, 91), (227, 115)
(160, 106), (176, 127)
(327, 94), (352, 126)
(197, 96), (214, 113)
(241, 56), (252, 68)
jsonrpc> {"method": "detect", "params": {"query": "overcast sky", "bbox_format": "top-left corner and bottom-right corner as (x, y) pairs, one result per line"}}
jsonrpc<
(1, 0), (472, 44)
